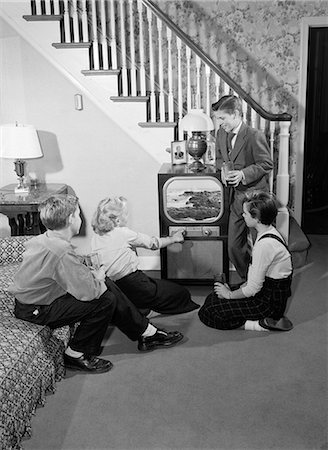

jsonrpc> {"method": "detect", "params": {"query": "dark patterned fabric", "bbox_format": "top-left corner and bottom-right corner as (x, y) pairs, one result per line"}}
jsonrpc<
(0, 236), (32, 265)
(0, 238), (71, 450)
(198, 275), (292, 330)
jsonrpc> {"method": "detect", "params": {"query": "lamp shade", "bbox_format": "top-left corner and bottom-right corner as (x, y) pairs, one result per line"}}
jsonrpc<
(180, 109), (214, 132)
(0, 123), (43, 159)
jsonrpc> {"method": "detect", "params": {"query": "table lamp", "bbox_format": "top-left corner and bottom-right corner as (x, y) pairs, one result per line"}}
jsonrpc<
(180, 109), (214, 171)
(0, 123), (43, 194)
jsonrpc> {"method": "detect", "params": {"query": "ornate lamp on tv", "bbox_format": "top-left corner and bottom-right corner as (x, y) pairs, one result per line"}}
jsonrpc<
(180, 109), (214, 171)
(0, 123), (43, 194)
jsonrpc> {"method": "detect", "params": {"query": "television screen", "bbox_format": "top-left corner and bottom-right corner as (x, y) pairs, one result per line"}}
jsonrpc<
(163, 176), (223, 223)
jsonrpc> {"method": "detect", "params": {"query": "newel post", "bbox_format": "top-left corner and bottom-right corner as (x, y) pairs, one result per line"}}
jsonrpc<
(276, 120), (291, 243)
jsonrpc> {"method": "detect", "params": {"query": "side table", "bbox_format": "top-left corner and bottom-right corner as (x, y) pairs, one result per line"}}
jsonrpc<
(0, 183), (68, 236)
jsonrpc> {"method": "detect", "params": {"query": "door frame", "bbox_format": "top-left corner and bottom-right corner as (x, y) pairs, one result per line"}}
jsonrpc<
(295, 16), (328, 223)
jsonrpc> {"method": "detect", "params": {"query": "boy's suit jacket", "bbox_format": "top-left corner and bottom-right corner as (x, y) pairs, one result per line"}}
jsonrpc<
(215, 122), (273, 192)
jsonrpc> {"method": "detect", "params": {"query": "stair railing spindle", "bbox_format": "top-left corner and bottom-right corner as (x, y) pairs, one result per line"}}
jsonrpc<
(72, 0), (79, 43)
(222, 81), (230, 96)
(137, 0), (146, 96)
(186, 46), (191, 112)
(35, 0), (42, 15)
(80, 0), (88, 43)
(195, 55), (201, 109)
(250, 107), (257, 129)
(129, 0), (137, 96)
(276, 120), (291, 242)
(259, 116), (266, 133)
(109, 0), (117, 70)
(99, 0), (109, 69)
(177, 37), (183, 140)
(90, 0), (100, 70)
(147, 9), (156, 121)
(214, 74), (220, 101)
(119, 0), (128, 95)
(44, 0), (51, 15)
(242, 99), (248, 123)
(157, 17), (165, 122)
(205, 64), (211, 116)
(53, 0), (60, 15)
(63, 0), (71, 43)
(268, 121), (276, 193)
(166, 27), (174, 123)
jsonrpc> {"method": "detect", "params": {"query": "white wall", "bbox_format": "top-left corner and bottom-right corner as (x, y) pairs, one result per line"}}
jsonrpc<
(0, 18), (163, 266)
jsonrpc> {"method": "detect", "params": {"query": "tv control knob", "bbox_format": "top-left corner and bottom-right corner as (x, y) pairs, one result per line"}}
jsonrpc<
(203, 228), (212, 236)
(180, 228), (187, 236)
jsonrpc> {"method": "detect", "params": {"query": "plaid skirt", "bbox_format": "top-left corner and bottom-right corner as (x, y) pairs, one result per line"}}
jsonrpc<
(198, 275), (292, 330)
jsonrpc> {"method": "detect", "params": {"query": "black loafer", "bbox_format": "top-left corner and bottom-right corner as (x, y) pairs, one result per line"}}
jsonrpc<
(138, 328), (183, 352)
(64, 354), (113, 373)
(259, 316), (293, 332)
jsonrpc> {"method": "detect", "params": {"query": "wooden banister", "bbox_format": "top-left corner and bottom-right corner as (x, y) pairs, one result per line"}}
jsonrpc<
(142, 0), (292, 122)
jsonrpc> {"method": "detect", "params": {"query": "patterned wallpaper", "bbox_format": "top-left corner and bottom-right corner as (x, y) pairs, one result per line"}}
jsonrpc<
(155, 0), (328, 207)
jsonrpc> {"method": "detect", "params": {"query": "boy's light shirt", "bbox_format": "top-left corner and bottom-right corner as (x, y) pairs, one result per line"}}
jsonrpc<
(10, 232), (106, 304)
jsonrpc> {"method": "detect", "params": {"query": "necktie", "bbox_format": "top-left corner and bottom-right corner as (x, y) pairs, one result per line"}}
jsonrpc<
(227, 132), (235, 156)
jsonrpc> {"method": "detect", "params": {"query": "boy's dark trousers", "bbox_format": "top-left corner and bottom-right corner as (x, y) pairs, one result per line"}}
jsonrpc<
(14, 280), (149, 355)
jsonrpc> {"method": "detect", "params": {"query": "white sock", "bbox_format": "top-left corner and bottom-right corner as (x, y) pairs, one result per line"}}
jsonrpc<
(142, 323), (157, 337)
(65, 346), (83, 358)
(244, 320), (269, 332)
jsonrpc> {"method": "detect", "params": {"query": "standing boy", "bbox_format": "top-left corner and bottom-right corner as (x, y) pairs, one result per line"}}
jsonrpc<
(212, 95), (273, 281)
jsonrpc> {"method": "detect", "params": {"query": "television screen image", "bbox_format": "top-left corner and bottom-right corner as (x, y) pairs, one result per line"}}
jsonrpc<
(163, 177), (223, 224)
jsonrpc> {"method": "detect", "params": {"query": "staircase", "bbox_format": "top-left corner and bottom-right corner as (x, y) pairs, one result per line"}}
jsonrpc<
(0, 0), (310, 265)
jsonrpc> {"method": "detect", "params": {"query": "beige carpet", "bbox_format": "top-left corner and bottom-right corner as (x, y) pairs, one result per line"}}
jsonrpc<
(23, 235), (328, 450)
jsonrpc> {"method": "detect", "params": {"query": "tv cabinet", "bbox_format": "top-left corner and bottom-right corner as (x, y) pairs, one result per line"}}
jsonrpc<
(158, 163), (230, 285)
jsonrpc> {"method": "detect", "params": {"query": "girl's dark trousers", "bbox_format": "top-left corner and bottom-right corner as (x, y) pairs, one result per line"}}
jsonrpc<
(14, 280), (148, 355)
(114, 270), (199, 315)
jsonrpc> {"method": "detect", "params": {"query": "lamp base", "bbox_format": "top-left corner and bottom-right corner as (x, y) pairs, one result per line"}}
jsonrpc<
(188, 159), (205, 172)
(14, 185), (29, 195)
(14, 175), (29, 195)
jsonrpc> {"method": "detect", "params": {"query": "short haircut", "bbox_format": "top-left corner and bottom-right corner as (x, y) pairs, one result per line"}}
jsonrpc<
(92, 196), (127, 235)
(39, 194), (79, 230)
(243, 191), (278, 226)
(211, 95), (243, 116)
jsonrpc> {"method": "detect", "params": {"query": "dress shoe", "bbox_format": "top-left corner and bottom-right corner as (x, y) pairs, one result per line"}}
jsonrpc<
(259, 316), (293, 331)
(138, 328), (183, 351)
(64, 354), (113, 373)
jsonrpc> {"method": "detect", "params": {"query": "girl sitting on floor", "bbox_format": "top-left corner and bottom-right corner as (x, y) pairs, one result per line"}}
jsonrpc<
(91, 196), (199, 316)
(198, 190), (293, 332)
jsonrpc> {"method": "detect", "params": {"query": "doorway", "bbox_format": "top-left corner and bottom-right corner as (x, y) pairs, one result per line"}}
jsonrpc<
(302, 26), (328, 234)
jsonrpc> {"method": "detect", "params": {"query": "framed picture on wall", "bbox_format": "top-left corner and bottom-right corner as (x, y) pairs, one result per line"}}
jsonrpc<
(171, 140), (187, 165)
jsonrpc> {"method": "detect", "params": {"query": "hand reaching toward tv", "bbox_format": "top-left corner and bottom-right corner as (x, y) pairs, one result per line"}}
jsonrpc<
(171, 230), (185, 243)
